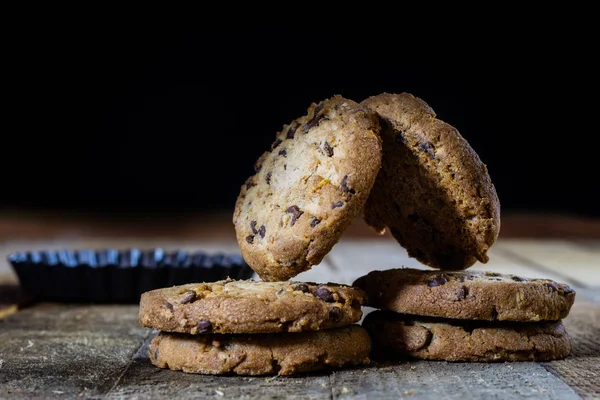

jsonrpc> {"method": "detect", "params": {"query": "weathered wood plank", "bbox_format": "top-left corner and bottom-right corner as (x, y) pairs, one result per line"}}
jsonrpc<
(487, 248), (577, 283)
(331, 361), (580, 400)
(0, 304), (148, 399)
(109, 339), (582, 400)
(496, 239), (600, 286)
(570, 240), (600, 253)
(544, 300), (600, 399)
(1, 298), (598, 399)
(300, 238), (580, 288)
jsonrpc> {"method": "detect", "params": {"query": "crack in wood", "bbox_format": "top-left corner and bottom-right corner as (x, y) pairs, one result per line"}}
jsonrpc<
(105, 330), (154, 396)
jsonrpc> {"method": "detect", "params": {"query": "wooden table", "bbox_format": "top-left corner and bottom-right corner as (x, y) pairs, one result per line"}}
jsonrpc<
(1, 211), (599, 399)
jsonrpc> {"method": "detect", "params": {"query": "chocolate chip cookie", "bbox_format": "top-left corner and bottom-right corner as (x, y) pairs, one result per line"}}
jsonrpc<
(234, 95), (382, 281)
(361, 93), (500, 270)
(363, 311), (572, 362)
(353, 268), (575, 321)
(149, 325), (371, 376)
(139, 279), (366, 334)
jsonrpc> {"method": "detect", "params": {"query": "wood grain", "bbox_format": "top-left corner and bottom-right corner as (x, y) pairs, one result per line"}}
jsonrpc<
(1, 212), (599, 398)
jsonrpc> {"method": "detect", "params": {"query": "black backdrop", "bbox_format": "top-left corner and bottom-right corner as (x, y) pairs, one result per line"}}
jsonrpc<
(3, 23), (597, 216)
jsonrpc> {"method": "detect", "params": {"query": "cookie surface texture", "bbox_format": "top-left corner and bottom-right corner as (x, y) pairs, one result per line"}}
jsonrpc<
(234, 95), (382, 281)
(139, 279), (367, 334)
(361, 93), (500, 270)
(363, 310), (572, 362)
(149, 325), (371, 376)
(353, 268), (575, 321)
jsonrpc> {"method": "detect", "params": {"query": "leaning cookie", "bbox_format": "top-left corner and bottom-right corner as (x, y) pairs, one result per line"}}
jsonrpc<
(353, 268), (575, 321)
(363, 311), (572, 362)
(139, 279), (366, 334)
(234, 95), (382, 281)
(149, 325), (371, 376)
(361, 93), (500, 270)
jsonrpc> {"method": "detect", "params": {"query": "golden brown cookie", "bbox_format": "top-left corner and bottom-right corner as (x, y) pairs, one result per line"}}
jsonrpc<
(361, 93), (500, 270)
(139, 279), (366, 334)
(363, 310), (572, 362)
(353, 268), (575, 321)
(233, 95), (382, 281)
(149, 325), (371, 376)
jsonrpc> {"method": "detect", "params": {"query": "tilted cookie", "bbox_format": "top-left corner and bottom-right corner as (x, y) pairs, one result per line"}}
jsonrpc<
(234, 95), (382, 281)
(363, 310), (572, 362)
(139, 279), (366, 334)
(149, 325), (371, 376)
(361, 93), (500, 270)
(353, 268), (575, 321)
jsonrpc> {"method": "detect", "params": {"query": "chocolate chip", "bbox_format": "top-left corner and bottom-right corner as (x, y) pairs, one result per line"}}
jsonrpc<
(545, 282), (558, 292)
(276, 289), (285, 296)
(328, 307), (344, 322)
(254, 162), (262, 173)
(351, 299), (361, 308)
(303, 103), (327, 133)
(246, 235), (254, 244)
(286, 205), (304, 226)
(427, 275), (448, 287)
(310, 218), (321, 228)
(396, 132), (406, 145)
(322, 141), (334, 157)
(221, 343), (232, 351)
(258, 225), (266, 238)
(313, 287), (335, 302)
(164, 302), (174, 311)
(304, 114), (327, 133)
(287, 124), (298, 139)
(332, 201), (344, 209)
(341, 175), (356, 197)
(196, 320), (212, 333)
(250, 221), (258, 234)
(490, 307), (498, 321)
(278, 149), (287, 157)
(562, 287), (576, 295)
(313, 102), (325, 116)
(294, 283), (310, 293)
(180, 290), (197, 304)
(271, 139), (282, 149)
(266, 172), (272, 184)
(457, 286), (468, 299)
(246, 181), (256, 190)
(419, 141), (435, 158)
(511, 276), (528, 282)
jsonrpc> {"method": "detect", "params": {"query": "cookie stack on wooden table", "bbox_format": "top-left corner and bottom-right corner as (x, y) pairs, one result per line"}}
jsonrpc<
(138, 93), (575, 375)
(354, 269), (576, 362)
(138, 96), (381, 376)
(139, 280), (371, 375)
(353, 93), (576, 362)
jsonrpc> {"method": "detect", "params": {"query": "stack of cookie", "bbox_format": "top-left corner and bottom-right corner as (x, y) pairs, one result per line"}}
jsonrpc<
(139, 96), (382, 376)
(354, 268), (576, 361)
(139, 279), (371, 375)
(139, 91), (574, 374)
(351, 93), (576, 362)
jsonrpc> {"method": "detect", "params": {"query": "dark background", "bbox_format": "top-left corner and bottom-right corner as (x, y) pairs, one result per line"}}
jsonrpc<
(3, 22), (597, 217)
